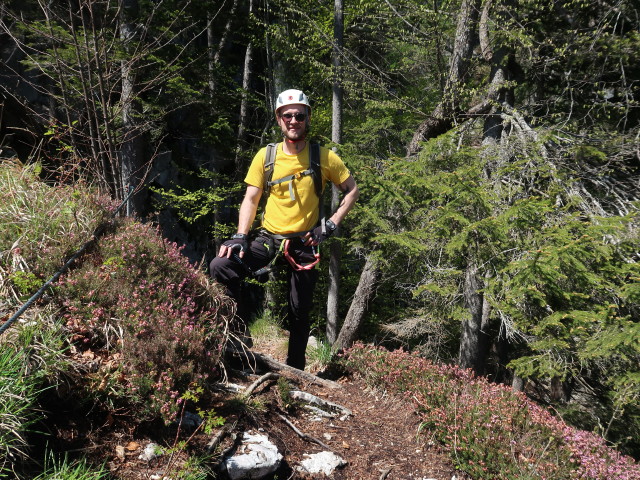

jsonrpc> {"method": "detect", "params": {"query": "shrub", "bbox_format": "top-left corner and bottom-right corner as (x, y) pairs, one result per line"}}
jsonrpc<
(56, 220), (233, 422)
(344, 344), (640, 480)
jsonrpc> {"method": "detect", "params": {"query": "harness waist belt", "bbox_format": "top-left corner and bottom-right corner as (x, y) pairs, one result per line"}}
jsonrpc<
(260, 229), (310, 240)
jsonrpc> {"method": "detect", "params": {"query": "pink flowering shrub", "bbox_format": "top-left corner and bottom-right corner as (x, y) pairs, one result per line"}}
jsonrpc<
(56, 219), (233, 422)
(344, 344), (640, 480)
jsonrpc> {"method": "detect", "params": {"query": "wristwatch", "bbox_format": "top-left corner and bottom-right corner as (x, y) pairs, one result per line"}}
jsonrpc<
(325, 219), (337, 233)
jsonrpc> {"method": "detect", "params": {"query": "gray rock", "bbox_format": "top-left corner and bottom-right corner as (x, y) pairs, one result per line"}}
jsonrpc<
(297, 451), (347, 475)
(224, 431), (282, 480)
(176, 411), (202, 430)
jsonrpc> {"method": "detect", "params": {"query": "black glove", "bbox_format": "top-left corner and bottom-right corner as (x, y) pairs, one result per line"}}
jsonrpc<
(222, 233), (248, 255)
(309, 219), (337, 244)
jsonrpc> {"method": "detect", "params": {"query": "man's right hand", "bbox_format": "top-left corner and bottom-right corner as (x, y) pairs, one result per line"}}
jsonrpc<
(219, 233), (248, 258)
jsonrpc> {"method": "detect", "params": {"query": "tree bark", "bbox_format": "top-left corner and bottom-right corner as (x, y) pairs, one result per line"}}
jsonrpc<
(326, 0), (344, 345)
(481, 0), (516, 146)
(462, 0), (516, 375)
(458, 262), (490, 375)
(208, 0), (239, 95)
(406, 0), (481, 157)
(235, 0), (254, 171)
(333, 255), (380, 351)
(119, 0), (146, 216)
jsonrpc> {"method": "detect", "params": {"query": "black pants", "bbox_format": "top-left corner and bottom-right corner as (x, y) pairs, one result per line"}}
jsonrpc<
(209, 232), (319, 370)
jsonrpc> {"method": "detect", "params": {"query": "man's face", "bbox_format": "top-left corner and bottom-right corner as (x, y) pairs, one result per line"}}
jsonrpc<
(277, 104), (309, 141)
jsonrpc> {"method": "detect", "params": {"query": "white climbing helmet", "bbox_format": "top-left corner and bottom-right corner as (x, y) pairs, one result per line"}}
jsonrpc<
(275, 89), (311, 114)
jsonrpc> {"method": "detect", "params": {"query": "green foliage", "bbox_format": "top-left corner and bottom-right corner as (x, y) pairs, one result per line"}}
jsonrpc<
(307, 339), (334, 369)
(496, 0), (640, 131)
(276, 377), (294, 411)
(151, 168), (243, 239)
(8, 271), (41, 299)
(181, 387), (225, 435)
(342, 119), (640, 453)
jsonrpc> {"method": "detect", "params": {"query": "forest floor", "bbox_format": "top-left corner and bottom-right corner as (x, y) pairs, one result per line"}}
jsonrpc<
(40, 328), (465, 480)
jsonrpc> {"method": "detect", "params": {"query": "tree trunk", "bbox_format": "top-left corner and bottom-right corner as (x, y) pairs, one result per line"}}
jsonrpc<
(406, 0), (481, 157)
(333, 255), (379, 351)
(458, 261), (490, 375)
(326, 0), (344, 345)
(120, 0), (146, 216)
(235, 1), (254, 171)
(208, 0), (239, 95)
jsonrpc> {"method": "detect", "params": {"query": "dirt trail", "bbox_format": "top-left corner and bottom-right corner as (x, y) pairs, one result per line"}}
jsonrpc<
(50, 334), (462, 480)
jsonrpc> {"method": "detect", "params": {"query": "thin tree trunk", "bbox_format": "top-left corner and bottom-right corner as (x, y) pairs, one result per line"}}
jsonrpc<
(458, 261), (490, 374)
(333, 255), (379, 351)
(120, 0), (146, 215)
(326, 0), (344, 345)
(208, 0), (239, 96)
(236, 37), (253, 160)
(82, 1), (119, 192)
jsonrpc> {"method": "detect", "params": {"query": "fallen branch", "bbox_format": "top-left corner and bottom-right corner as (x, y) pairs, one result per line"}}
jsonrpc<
(291, 390), (352, 418)
(277, 413), (333, 451)
(207, 419), (238, 454)
(247, 351), (342, 390)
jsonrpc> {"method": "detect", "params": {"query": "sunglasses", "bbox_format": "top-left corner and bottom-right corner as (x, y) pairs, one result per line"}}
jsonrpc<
(280, 113), (307, 122)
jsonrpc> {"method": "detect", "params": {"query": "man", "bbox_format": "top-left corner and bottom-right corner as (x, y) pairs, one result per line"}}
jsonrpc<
(210, 89), (359, 370)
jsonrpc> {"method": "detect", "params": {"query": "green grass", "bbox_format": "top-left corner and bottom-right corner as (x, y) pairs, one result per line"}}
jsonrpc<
(0, 346), (39, 475)
(306, 338), (334, 369)
(33, 453), (109, 480)
(249, 312), (284, 339)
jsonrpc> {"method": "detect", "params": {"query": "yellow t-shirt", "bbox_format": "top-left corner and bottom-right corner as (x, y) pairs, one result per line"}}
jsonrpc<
(244, 143), (351, 234)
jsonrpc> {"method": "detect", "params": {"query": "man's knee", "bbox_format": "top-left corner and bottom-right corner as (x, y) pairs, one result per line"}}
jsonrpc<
(209, 256), (243, 299)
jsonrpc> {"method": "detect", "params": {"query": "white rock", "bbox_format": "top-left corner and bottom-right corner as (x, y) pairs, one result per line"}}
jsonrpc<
(224, 431), (282, 480)
(297, 451), (347, 475)
(138, 443), (162, 461)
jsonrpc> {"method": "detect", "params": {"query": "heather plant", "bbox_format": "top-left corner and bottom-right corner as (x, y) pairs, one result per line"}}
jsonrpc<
(344, 344), (640, 480)
(56, 220), (233, 422)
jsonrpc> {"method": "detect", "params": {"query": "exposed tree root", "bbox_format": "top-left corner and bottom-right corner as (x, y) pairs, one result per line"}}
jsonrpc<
(243, 372), (280, 398)
(277, 413), (333, 451)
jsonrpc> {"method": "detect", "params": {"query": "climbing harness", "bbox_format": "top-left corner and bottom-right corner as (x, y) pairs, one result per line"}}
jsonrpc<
(281, 239), (320, 271)
(231, 231), (320, 277)
(228, 142), (329, 277)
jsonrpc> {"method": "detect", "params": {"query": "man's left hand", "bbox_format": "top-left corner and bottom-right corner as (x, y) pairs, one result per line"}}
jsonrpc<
(303, 219), (337, 246)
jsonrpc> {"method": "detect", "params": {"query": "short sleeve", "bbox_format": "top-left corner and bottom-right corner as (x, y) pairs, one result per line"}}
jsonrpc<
(244, 147), (267, 188)
(323, 148), (351, 187)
